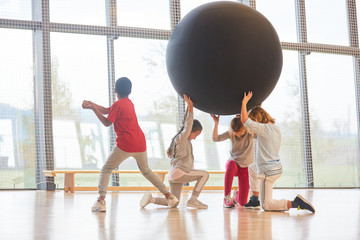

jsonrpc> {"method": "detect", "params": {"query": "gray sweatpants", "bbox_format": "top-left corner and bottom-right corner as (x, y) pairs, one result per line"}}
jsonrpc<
(153, 169), (209, 206)
(98, 146), (168, 197)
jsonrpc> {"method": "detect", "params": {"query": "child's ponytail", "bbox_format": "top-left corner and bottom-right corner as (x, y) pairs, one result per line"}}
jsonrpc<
(166, 125), (185, 158)
(166, 109), (203, 158)
(166, 110), (188, 158)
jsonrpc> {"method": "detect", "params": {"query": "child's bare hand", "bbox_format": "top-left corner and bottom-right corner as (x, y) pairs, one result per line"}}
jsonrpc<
(82, 100), (94, 109)
(242, 91), (253, 104)
(183, 94), (193, 108)
(210, 114), (220, 124)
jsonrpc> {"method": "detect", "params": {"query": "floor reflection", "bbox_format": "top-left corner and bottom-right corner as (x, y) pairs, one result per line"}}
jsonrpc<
(1, 189), (359, 240)
(223, 204), (316, 240)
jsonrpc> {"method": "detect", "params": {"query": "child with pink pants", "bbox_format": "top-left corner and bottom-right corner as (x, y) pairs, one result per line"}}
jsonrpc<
(211, 114), (254, 207)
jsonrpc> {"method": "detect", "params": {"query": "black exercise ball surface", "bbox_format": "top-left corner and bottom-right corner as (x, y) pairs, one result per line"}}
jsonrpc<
(166, 1), (283, 115)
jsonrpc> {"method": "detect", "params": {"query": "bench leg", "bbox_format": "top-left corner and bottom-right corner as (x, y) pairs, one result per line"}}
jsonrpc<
(64, 173), (75, 193)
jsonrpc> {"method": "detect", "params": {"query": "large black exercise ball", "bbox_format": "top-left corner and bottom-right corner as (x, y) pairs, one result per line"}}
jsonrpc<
(166, 1), (283, 115)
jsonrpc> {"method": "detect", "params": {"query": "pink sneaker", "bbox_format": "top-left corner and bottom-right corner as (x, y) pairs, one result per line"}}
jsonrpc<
(232, 190), (239, 206)
(223, 194), (235, 208)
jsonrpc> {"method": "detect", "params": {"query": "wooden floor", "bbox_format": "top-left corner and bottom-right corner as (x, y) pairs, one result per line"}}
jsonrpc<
(1, 189), (359, 240)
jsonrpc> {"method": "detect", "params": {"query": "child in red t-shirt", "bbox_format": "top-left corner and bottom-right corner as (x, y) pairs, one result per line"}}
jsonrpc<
(82, 77), (178, 212)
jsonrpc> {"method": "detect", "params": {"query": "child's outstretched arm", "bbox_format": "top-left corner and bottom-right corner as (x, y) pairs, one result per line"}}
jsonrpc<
(82, 100), (109, 114)
(210, 114), (220, 140)
(241, 91), (253, 123)
(82, 100), (112, 127)
(177, 94), (194, 141)
(184, 94), (193, 113)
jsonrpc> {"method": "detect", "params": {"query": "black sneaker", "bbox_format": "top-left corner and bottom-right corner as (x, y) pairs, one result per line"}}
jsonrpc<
(292, 194), (315, 213)
(244, 198), (260, 208)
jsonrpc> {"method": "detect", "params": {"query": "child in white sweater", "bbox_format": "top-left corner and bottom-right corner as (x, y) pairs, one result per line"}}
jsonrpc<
(241, 91), (315, 213)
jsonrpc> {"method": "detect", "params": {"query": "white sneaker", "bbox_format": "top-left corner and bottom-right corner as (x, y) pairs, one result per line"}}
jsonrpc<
(166, 193), (179, 208)
(187, 199), (208, 209)
(140, 192), (153, 208)
(92, 199), (106, 212)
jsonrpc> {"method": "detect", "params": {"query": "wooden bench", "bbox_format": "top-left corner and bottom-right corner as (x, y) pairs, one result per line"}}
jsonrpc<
(43, 170), (236, 192)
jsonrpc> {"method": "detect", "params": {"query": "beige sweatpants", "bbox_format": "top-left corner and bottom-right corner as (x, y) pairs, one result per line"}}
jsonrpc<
(98, 146), (168, 196)
(248, 163), (288, 211)
(153, 169), (209, 206)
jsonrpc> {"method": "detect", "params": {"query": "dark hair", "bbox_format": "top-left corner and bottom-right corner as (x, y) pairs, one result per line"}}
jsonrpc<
(166, 118), (202, 158)
(192, 119), (202, 132)
(115, 77), (132, 97)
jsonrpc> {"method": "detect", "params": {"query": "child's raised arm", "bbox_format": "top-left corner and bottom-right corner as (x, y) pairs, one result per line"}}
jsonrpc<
(241, 91), (252, 123)
(176, 94), (194, 141)
(184, 94), (193, 113)
(210, 114), (220, 140)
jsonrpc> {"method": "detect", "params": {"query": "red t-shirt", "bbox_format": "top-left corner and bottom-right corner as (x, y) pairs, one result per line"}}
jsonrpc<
(107, 98), (146, 152)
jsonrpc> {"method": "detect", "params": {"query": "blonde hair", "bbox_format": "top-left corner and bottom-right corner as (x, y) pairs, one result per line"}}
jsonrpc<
(229, 117), (247, 140)
(248, 106), (275, 124)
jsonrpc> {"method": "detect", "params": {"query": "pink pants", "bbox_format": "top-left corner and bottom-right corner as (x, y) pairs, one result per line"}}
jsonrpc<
(224, 160), (249, 206)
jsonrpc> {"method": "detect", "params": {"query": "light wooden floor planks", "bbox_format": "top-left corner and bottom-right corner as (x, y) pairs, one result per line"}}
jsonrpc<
(1, 189), (359, 240)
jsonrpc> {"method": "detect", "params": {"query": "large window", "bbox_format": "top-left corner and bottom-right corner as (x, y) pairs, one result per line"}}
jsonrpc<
(117, 0), (170, 29)
(307, 53), (359, 187)
(0, 29), (34, 188)
(50, 33), (109, 188)
(262, 50), (306, 187)
(113, 37), (178, 186)
(256, 0), (297, 43)
(0, 0), (31, 20)
(50, 32), (109, 169)
(50, 0), (106, 25)
(305, 0), (349, 45)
